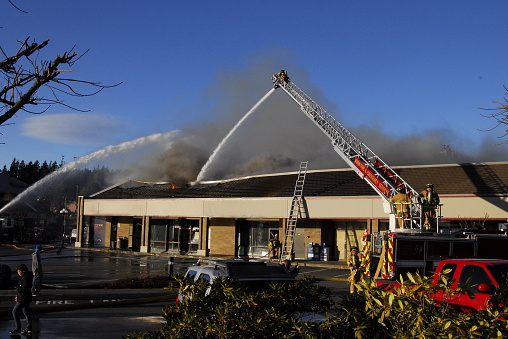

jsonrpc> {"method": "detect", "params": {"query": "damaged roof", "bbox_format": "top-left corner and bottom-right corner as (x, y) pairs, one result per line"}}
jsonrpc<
(90, 162), (508, 200)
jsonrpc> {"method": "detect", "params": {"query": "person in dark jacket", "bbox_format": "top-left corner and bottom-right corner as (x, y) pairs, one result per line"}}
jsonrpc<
(11, 264), (33, 335)
(31, 244), (43, 296)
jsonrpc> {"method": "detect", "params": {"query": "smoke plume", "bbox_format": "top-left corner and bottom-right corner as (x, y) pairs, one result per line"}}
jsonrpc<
(105, 56), (507, 184)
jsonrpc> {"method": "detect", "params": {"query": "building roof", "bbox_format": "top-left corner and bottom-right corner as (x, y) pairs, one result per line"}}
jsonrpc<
(0, 173), (29, 195)
(90, 162), (508, 200)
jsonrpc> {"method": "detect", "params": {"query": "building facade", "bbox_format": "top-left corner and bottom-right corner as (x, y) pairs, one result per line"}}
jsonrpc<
(76, 162), (508, 261)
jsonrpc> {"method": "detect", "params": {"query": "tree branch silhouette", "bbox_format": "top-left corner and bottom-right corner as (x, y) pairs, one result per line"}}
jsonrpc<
(0, 37), (120, 126)
(480, 86), (508, 145)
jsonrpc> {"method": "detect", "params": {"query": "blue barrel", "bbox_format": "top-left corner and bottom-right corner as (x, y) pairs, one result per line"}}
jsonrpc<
(307, 243), (314, 260)
(320, 243), (329, 261)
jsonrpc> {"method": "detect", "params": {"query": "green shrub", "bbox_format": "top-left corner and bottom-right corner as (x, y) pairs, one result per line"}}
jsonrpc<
(126, 275), (338, 339)
(338, 272), (508, 339)
(125, 272), (508, 338)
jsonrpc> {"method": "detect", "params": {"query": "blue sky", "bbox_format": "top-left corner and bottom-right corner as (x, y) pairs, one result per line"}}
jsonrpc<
(1, 1), (507, 178)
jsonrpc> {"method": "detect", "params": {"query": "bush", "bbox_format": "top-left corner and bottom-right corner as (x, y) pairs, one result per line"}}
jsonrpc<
(338, 272), (508, 339)
(124, 272), (508, 338)
(125, 275), (338, 339)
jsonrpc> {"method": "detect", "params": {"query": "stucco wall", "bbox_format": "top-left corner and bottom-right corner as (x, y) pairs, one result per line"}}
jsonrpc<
(83, 195), (508, 220)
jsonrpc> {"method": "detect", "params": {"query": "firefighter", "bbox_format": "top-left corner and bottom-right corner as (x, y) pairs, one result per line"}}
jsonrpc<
(278, 70), (290, 84)
(347, 246), (364, 293)
(390, 187), (411, 229)
(419, 183), (440, 231)
(268, 234), (281, 259)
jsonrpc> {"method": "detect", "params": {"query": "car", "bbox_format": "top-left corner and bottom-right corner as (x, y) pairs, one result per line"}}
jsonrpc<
(176, 258), (298, 302)
(377, 258), (508, 311)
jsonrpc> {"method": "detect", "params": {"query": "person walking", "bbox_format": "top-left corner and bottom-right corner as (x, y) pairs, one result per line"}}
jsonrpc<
(390, 187), (412, 229)
(31, 244), (43, 296)
(347, 246), (364, 293)
(419, 183), (440, 231)
(11, 264), (33, 336)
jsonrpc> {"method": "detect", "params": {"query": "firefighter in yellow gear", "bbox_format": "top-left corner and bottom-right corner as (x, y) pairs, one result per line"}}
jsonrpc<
(268, 234), (281, 259)
(347, 246), (364, 293)
(419, 183), (440, 231)
(390, 187), (411, 229)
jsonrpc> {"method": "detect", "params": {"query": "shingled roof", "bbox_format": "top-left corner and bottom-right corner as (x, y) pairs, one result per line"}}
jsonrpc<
(0, 173), (29, 195)
(90, 162), (508, 200)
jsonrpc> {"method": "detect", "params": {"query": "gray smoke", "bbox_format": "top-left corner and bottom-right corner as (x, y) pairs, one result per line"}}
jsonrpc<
(108, 55), (507, 184)
(6, 54), (505, 214)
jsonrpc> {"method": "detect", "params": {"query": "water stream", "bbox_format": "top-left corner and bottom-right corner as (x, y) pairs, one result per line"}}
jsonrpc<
(195, 88), (275, 182)
(0, 131), (179, 214)
(1, 87), (275, 212)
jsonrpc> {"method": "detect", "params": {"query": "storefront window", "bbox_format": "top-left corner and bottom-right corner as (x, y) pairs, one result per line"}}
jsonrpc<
(150, 219), (168, 253)
(149, 218), (199, 254)
(237, 220), (279, 258)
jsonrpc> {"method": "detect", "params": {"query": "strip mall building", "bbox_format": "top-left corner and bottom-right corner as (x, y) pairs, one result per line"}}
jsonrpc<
(76, 162), (508, 261)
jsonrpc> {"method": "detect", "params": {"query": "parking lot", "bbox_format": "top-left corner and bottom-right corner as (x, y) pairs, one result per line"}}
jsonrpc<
(0, 245), (350, 338)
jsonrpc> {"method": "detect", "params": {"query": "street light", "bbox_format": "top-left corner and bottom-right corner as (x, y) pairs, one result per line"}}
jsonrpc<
(60, 207), (68, 246)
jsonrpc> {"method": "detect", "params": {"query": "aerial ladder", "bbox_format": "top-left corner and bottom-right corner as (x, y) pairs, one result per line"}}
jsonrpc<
(272, 71), (431, 232)
(280, 161), (308, 263)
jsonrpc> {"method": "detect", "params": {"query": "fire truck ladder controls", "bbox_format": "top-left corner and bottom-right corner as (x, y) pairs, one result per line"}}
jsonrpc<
(280, 161), (308, 263)
(272, 71), (430, 232)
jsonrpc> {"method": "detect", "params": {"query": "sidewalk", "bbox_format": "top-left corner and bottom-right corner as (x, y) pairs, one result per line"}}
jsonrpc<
(80, 245), (351, 270)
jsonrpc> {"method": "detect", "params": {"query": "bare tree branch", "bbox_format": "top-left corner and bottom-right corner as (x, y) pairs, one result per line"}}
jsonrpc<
(7, 0), (28, 13)
(480, 86), (508, 145)
(0, 38), (121, 126)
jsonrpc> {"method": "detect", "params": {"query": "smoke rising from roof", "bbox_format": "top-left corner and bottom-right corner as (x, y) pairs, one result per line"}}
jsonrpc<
(104, 57), (507, 185)
(4, 56), (506, 213)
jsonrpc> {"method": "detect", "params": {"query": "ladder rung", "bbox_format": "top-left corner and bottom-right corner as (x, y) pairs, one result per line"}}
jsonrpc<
(280, 161), (308, 262)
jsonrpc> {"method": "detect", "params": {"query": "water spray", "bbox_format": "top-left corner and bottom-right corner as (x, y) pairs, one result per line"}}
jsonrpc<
(0, 131), (180, 214)
(195, 88), (275, 182)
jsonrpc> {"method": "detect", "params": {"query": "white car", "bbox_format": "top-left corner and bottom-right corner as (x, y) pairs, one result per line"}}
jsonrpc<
(176, 259), (297, 302)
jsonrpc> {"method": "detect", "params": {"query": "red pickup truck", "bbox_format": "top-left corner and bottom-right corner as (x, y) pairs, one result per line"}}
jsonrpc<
(377, 259), (508, 311)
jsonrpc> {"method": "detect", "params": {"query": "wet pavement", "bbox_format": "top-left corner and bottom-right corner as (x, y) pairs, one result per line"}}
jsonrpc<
(0, 245), (177, 338)
(0, 244), (349, 338)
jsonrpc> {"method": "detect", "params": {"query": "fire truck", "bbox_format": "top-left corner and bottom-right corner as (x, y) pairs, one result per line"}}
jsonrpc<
(271, 70), (508, 280)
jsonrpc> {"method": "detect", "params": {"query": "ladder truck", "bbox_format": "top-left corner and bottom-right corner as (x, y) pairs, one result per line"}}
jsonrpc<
(271, 70), (437, 233)
(272, 70), (508, 283)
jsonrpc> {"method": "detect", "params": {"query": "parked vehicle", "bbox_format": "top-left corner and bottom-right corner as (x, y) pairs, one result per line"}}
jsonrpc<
(177, 259), (298, 302)
(377, 258), (508, 311)
(367, 231), (508, 281)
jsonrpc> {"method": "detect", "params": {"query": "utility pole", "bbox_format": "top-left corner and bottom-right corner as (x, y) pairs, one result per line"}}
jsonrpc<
(60, 197), (68, 246)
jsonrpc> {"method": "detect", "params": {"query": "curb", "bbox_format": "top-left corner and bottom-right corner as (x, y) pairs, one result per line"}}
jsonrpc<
(319, 278), (349, 282)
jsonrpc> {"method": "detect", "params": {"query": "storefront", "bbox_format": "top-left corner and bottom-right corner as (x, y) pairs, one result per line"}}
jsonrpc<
(149, 218), (200, 254)
(237, 219), (280, 258)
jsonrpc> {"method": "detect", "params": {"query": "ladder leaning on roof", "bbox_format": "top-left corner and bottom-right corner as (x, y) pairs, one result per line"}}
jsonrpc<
(279, 161), (308, 263)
